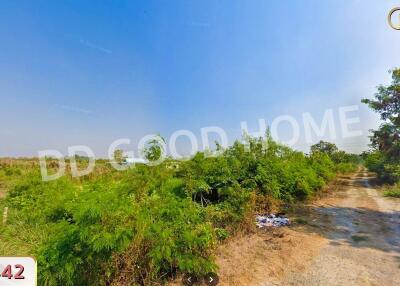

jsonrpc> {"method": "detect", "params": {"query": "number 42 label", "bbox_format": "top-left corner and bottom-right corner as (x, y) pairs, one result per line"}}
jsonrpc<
(0, 257), (36, 286)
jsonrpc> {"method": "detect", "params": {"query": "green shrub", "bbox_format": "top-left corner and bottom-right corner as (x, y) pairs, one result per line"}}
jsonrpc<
(384, 184), (400, 198)
(215, 228), (230, 241)
(335, 163), (357, 174)
(364, 151), (399, 183)
(0, 137), (353, 285)
(35, 177), (216, 285)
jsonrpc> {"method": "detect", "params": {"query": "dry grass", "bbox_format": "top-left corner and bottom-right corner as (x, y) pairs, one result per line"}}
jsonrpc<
(214, 228), (325, 286)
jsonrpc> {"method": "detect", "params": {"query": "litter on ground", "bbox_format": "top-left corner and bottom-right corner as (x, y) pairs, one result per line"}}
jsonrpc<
(256, 213), (290, 228)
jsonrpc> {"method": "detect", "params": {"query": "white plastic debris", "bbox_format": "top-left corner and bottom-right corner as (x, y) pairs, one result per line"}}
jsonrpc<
(256, 213), (290, 228)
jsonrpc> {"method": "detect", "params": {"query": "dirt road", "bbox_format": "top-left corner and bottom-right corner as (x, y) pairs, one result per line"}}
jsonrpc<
(216, 169), (400, 286)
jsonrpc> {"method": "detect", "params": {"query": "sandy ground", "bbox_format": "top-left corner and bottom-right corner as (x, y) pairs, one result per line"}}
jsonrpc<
(0, 188), (6, 199)
(214, 169), (400, 286)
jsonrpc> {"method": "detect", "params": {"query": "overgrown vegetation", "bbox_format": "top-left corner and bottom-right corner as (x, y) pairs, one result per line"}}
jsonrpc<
(362, 68), (400, 181)
(362, 68), (400, 190)
(0, 136), (357, 285)
(384, 184), (400, 198)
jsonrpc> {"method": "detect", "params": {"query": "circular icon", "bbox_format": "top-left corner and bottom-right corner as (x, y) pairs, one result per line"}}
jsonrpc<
(204, 273), (219, 286)
(388, 7), (400, 30)
(182, 274), (198, 285)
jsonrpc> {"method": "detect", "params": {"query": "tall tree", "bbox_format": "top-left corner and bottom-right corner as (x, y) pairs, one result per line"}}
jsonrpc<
(362, 68), (400, 159)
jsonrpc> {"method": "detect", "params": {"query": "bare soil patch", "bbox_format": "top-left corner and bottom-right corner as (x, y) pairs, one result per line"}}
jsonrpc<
(215, 228), (325, 286)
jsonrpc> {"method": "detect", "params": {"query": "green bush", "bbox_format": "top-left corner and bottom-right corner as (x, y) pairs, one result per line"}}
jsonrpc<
(335, 163), (358, 174)
(384, 184), (400, 198)
(0, 137), (354, 285)
(364, 151), (399, 183)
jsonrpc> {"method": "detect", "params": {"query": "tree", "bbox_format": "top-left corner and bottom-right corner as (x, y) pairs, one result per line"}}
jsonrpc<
(362, 68), (400, 183)
(142, 135), (166, 164)
(310, 141), (338, 156)
(113, 149), (125, 164)
(362, 68), (400, 159)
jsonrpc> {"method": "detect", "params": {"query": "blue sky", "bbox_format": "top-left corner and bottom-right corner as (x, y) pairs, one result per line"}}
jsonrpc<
(1, 0), (399, 157)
